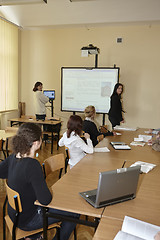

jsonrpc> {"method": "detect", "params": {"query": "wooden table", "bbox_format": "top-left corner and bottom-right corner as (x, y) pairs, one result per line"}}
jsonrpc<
(93, 217), (123, 240)
(0, 130), (17, 159)
(97, 128), (160, 164)
(9, 118), (61, 154)
(102, 164), (160, 226)
(36, 128), (160, 239)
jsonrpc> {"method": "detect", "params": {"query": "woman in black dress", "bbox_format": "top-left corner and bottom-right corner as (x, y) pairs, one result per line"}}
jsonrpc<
(108, 83), (124, 129)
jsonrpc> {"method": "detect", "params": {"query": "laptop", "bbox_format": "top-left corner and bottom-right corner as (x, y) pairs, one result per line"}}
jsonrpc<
(79, 165), (140, 208)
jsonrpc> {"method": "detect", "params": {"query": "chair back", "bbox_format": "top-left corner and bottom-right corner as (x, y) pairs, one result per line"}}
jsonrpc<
(43, 153), (65, 179)
(5, 181), (22, 213)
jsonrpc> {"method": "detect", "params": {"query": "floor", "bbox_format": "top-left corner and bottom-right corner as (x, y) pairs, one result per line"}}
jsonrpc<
(0, 141), (95, 240)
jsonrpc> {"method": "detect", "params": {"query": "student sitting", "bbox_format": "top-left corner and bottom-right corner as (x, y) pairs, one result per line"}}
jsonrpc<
(83, 105), (115, 147)
(58, 115), (93, 169)
(0, 122), (78, 240)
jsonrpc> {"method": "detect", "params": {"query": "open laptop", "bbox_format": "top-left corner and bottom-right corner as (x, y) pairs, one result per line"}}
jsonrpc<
(79, 165), (140, 208)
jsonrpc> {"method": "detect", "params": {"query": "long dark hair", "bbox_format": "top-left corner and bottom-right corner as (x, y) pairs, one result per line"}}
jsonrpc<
(33, 82), (42, 92)
(67, 115), (82, 138)
(12, 122), (42, 157)
(111, 83), (123, 98)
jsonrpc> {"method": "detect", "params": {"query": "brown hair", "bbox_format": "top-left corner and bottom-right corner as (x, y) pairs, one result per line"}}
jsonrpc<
(33, 82), (42, 92)
(12, 122), (42, 157)
(84, 105), (95, 118)
(67, 115), (82, 138)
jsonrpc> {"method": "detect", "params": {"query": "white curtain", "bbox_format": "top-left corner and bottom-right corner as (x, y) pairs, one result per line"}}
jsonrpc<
(0, 18), (18, 112)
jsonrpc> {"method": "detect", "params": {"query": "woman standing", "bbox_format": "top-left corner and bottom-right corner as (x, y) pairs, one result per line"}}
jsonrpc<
(83, 105), (114, 147)
(59, 115), (93, 169)
(108, 83), (125, 128)
(33, 82), (49, 120)
(0, 122), (78, 240)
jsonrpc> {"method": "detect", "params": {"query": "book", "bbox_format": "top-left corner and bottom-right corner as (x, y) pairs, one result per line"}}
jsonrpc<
(110, 142), (131, 150)
(94, 147), (110, 152)
(114, 216), (160, 240)
(130, 161), (156, 173)
(114, 126), (139, 131)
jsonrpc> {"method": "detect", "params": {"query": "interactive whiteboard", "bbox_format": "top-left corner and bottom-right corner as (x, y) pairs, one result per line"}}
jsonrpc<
(61, 67), (119, 114)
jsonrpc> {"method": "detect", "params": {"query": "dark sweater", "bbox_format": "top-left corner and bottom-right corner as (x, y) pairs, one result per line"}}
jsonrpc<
(108, 94), (123, 123)
(83, 120), (113, 147)
(0, 154), (52, 228)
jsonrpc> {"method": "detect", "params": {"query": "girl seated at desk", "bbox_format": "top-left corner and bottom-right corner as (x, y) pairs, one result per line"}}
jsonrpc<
(83, 105), (115, 147)
(0, 122), (78, 240)
(58, 115), (93, 169)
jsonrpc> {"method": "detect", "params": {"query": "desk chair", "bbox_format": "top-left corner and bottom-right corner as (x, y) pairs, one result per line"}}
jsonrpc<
(42, 153), (77, 240)
(42, 153), (65, 180)
(3, 181), (61, 240)
(43, 122), (61, 150)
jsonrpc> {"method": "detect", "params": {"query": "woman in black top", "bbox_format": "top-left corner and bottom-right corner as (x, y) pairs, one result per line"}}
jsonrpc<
(108, 83), (124, 129)
(83, 105), (114, 147)
(0, 123), (78, 240)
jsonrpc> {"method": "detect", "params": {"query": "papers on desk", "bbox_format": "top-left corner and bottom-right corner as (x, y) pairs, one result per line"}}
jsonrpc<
(130, 161), (156, 173)
(137, 135), (152, 142)
(130, 142), (146, 147)
(94, 147), (110, 152)
(114, 216), (160, 240)
(110, 142), (131, 150)
(114, 126), (138, 131)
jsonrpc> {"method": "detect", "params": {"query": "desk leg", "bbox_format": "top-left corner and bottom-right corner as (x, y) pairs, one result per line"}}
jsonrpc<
(2, 140), (6, 159)
(51, 131), (53, 154)
(42, 207), (48, 240)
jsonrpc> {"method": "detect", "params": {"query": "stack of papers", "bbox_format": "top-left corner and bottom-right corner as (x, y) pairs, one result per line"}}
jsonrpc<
(130, 142), (145, 147)
(130, 161), (156, 173)
(114, 216), (160, 240)
(94, 147), (110, 152)
(114, 126), (138, 131)
(138, 135), (152, 142)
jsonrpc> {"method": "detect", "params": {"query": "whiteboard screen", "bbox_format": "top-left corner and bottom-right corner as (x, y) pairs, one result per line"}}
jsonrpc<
(61, 67), (119, 114)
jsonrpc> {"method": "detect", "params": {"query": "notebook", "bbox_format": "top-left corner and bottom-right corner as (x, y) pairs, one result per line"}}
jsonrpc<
(110, 142), (131, 150)
(79, 166), (140, 208)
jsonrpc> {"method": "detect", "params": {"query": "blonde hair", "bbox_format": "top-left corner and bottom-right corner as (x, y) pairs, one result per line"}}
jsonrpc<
(84, 105), (95, 118)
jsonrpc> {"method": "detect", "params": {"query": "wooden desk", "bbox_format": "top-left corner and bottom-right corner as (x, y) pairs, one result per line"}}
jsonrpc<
(93, 217), (123, 240)
(36, 128), (160, 239)
(0, 130), (17, 159)
(9, 118), (61, 154)
(102, 164), (160, 226)
(97, 128), (160, 164)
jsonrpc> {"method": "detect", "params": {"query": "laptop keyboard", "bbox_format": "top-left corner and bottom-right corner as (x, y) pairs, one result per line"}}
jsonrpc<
(88, 195), (96, 203)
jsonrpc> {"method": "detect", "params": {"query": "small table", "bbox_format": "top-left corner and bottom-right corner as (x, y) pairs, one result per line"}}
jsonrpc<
(9, 118), (61, 154)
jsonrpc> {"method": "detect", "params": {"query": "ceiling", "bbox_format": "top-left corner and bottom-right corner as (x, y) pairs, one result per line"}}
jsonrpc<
(0, 0), (160, 29)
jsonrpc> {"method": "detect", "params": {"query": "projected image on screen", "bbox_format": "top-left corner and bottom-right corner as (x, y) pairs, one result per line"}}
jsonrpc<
(61, 67), (119, 114)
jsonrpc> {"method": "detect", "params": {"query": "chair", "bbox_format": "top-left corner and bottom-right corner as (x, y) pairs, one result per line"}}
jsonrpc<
(42, 153), (65, 180)
(3, 181), (61, 240)
(43, 122), (61, 150)
(42, 153), (77, 240)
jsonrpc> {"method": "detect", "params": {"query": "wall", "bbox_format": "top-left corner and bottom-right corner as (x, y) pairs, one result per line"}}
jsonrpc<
(20, 24), (160, 132)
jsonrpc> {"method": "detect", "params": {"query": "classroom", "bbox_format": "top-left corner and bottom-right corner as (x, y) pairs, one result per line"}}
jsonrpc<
(0, 1), (160, 240)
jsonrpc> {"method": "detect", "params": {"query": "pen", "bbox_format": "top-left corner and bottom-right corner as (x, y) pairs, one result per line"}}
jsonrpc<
(122, 160), (126, 168)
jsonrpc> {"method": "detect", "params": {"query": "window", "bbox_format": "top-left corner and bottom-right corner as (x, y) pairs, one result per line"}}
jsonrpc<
(0, 17), (18, 112)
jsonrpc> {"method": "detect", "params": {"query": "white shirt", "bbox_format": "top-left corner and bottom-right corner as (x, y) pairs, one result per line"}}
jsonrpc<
(58, 131), (93, 167)
(34, 91), (49, 114)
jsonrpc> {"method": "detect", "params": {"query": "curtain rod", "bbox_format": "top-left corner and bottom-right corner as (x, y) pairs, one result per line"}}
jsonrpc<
(0, 15), (22, 28)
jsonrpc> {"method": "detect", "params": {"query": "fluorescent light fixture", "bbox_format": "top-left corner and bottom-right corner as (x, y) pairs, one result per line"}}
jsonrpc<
(0, 0), (47, 5)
